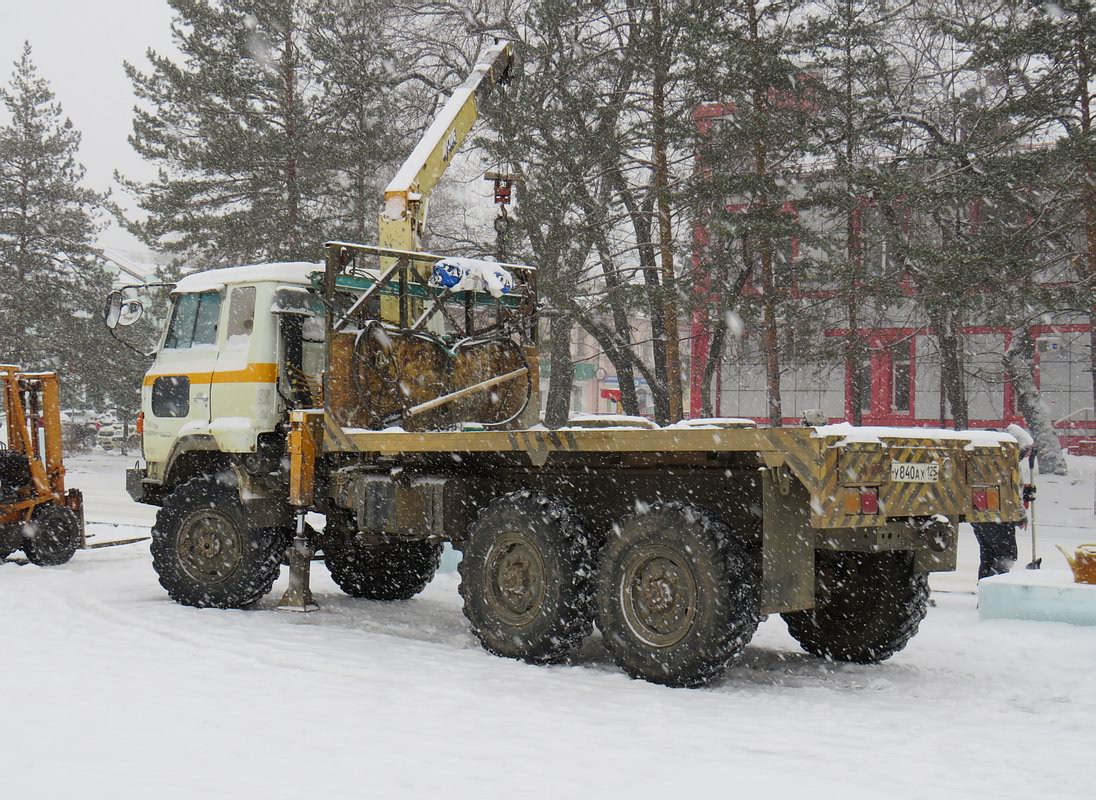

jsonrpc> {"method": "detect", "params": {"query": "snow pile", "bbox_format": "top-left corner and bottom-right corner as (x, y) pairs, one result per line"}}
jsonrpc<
(813, 422), (1016, 448)
(563, 413), (659, 430)
(430, 257), (513, 298)
(667, 417), (758, 429)
(1, 451), (1092, 798)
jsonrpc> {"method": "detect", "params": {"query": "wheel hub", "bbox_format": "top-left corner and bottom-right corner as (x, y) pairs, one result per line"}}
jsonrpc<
(485, 533), (546, 627)
(622, 545), (697, 648)
(177, 510), (243, 584)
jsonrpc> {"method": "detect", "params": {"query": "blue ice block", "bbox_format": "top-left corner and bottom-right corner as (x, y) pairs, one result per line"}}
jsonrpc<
(439, 543), (463, 574)
(978, 569), (1096, 626)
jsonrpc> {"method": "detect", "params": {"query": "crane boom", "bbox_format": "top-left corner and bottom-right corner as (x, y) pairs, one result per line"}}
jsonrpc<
(379, 41), (513, 270)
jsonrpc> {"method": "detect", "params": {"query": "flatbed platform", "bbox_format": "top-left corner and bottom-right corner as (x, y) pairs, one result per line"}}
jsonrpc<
(299, 414), (1024, 530)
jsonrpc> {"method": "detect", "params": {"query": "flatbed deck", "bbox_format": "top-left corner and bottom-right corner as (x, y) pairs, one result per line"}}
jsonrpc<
(299, 414), (1023, 530)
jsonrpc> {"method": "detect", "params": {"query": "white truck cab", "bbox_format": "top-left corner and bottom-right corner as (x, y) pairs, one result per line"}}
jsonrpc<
(137, 262), (324, 493)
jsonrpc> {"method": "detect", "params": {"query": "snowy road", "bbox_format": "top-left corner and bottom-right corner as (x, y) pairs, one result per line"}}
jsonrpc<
(1, 453), (1094, 799)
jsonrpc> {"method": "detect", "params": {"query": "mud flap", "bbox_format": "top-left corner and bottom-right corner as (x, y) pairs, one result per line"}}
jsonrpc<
(761, 469), (815, 615)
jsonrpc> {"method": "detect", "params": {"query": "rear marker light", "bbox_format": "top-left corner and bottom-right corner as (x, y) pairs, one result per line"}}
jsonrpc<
(841, 490), (860, 515)
(860, 488), (879, 515)
(972, 489), (988, 511)
(985, 486), (1000, 510)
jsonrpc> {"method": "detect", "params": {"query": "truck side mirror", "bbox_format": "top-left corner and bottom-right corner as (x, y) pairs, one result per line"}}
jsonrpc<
(118, 299), (145, 327)
(103, 291), (123, 329)
(104, 291), (145, 329)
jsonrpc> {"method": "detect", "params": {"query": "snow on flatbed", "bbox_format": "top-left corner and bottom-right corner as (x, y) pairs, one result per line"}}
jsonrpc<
(2, 452), (1094, 799)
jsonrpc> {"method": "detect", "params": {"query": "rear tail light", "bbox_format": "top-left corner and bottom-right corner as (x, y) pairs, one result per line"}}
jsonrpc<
(136, 411), (144, 435)
(859, 488), (879, 515)
(972, 487), (1000, 511)
(841, 490), (860, 515)
(985, 487), (1000, 510)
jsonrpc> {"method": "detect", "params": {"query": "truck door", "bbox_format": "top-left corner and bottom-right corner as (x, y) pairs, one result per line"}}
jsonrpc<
(209, 285), (280, 451)
(142, 290), (223, 466)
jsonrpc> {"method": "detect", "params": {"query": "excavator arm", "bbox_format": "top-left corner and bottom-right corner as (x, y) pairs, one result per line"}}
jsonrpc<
(379, 41), (513, 271)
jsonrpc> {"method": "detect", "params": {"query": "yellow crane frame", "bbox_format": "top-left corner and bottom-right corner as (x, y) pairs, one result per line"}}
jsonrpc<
(378, 41), (514, 269)
(0, 366), (83, 535)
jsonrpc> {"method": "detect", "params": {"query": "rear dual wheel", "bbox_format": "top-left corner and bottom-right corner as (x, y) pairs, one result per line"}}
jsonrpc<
(322, 508), (442, 601)
(782, 550), (929, 664)
(596, 503), (762, 688)
(459, 495), (762, 687)
(459, 492), (597, 664)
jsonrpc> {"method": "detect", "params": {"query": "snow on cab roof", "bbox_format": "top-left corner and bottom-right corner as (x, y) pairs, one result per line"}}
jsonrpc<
(172, 261), (322, 293)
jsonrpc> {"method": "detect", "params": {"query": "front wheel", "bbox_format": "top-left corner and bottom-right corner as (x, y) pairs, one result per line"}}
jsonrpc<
(151, 477), (288, 608)
(23, 504), (81, 566)
(781, 551), (930, 663)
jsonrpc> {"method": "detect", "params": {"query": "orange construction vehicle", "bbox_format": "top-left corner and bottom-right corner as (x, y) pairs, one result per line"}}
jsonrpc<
(1, 366), (84, 565)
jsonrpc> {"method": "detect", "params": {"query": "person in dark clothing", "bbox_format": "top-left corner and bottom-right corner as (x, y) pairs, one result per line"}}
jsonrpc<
(972, 424), (1033, 580)
(973, 522), (1019, 580)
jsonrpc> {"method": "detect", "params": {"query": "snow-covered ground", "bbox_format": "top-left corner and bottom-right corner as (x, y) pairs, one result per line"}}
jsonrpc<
(2, 452), (1094, 798)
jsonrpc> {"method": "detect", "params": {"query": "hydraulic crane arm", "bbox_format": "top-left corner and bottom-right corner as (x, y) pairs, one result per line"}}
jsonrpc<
(379, 41), (513, 268)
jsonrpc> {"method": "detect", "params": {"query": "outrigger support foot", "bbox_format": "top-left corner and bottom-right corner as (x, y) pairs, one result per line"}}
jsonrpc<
(277, 514), (318, 612)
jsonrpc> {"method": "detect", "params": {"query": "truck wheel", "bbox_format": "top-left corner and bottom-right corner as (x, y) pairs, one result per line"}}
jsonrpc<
(22, 504), (81, 566)
(596, 503), (761, 688)
(459, 491), (596, 664)
(322, 511), (442, 600)
(151, 477), (288, 608)
(781, 551), (929, 663)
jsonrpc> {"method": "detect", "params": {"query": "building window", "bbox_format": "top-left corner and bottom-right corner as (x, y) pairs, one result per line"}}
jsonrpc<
(856, 361), (872, 414)
(892, 347), (911, 413)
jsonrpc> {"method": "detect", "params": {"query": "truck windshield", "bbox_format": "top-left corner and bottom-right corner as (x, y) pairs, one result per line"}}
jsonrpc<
(164, 291), (222, 349)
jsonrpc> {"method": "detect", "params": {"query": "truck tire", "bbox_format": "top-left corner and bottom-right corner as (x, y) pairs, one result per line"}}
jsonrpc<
(781, 551), (930, 664)
(151, 477), (288, 608)
(459, 491), (596, 664)
(22, 504), (81, 566)
(322, 510), (442, 601)
(596, 503), (762, 688)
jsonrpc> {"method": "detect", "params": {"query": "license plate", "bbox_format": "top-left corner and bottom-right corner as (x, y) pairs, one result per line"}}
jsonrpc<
(891, 461), (939, 483)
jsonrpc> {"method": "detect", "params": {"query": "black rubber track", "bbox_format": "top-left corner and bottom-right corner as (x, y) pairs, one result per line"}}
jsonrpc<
(459, 491), (597, 664)
(151, 476), (288, 609)
(596, 502), (762, 688)
(782, 550), (930, 664)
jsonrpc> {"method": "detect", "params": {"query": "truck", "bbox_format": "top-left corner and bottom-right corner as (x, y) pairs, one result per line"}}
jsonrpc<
(104, 42), (1025, 687)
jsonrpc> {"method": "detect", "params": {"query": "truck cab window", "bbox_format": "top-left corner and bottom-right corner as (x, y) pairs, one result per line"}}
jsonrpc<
(164, 291), (222, 349)
(226, 286), (256, 348)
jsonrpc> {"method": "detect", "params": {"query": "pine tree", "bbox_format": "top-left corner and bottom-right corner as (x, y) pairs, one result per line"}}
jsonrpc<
(0, 42), (116, 407)
(968, 0), (1096, 414)
(941, 0), (1092, 471)
(120, 0), (328, 265)
(803, 0), (904, 425)
(688, 0), (820, 426)
(307, 0), (407, 243)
